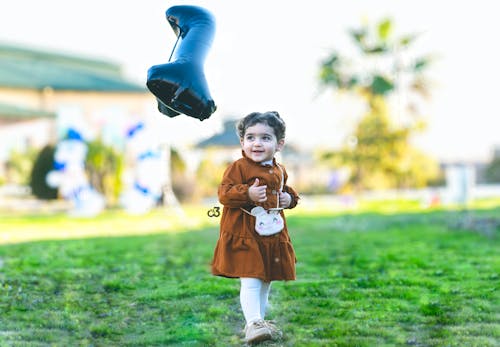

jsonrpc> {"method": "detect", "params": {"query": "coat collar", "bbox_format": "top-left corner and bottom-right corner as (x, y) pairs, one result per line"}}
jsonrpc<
(241, 150), (276, 167)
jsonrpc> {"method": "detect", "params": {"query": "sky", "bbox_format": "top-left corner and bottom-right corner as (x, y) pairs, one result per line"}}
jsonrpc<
(1, 0), (499, 162)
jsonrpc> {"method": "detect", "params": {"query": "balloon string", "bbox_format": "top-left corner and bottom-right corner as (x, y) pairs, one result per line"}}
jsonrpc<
(168, 24), (183, 62)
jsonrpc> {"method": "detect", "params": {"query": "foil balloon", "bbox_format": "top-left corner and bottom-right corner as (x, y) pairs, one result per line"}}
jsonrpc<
(147, 5), (216, 121)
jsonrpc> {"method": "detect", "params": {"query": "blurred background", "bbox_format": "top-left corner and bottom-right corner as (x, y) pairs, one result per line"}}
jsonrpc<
(1, 0), (499, 216)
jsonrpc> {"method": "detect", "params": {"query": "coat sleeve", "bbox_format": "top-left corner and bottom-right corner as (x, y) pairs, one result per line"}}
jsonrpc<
(282, 167), (300, 209)
(218, 162), (253, 208)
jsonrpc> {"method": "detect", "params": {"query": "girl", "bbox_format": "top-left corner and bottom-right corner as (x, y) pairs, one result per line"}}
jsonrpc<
(211, 111), (300, 344)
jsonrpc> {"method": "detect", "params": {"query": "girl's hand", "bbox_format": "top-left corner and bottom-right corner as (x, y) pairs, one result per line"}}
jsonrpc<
(248, 178), (267, 203)
(279, 191), (292, 208)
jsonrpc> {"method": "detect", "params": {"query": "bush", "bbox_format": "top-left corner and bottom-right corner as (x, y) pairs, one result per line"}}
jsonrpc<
(29, 145), (58, 200)
(485, 157), (500, 183)
(195, 156), (227, 200)
(171, 148), (196, 203)
(86, 139), (124, 205)
(5, 148), (38, 185)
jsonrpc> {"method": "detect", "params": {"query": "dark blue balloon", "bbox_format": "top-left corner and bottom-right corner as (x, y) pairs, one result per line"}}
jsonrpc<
(147, 5), (217, 121)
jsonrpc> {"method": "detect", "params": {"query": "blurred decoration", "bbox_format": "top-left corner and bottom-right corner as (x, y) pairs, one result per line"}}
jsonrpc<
(147, 5), (217, 121)
(319, 18), (438, 192)
(29, 145), (58, 200)
(46, 128), (105, 217)
(120, 122), (165, 214)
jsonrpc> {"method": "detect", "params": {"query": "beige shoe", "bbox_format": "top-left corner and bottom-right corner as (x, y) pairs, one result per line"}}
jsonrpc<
(265, 320), (283, 340)
(244, 319), (272, 344)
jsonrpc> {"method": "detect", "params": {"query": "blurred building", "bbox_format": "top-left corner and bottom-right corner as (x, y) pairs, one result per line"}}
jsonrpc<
(193, 119), (323, 191)
(195, 119), (241, 164)
(0, 43), (153, 179)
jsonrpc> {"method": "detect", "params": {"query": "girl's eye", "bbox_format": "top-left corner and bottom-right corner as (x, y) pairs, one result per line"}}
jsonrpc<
(263, 136), (271, 141)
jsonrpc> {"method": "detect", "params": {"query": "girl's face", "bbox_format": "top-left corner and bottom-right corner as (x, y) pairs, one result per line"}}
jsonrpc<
(241, 123), (284, 163)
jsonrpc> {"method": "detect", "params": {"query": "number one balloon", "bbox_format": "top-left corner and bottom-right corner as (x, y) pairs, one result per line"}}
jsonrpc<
(147, 5), (217, 121)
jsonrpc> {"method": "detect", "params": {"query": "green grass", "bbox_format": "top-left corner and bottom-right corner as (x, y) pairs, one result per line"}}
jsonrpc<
(0, 200), (499, 346)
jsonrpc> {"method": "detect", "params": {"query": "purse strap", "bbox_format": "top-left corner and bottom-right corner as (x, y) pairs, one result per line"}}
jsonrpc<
(240, 163), (284, 215)
(276, 163), (284, 208)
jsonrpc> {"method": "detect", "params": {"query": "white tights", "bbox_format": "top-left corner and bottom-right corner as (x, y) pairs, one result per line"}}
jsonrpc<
(240, 277), (271, 325)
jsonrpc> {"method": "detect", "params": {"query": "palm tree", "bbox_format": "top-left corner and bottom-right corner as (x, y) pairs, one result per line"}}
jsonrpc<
(319, 18), (437, 191)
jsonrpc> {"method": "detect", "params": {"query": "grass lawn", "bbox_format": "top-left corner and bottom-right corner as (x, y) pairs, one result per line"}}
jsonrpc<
(0, 199), (499, 346)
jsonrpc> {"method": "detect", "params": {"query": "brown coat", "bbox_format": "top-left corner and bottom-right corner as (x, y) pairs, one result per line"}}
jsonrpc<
(211, 153), (299, 282)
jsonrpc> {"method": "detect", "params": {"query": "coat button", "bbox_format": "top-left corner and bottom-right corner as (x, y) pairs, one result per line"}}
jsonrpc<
(271, 189), (277, 194)
(269, 169), (274, 174)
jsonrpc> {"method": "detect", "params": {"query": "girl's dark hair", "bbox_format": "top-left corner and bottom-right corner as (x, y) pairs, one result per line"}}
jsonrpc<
(236, 111), (286, 140)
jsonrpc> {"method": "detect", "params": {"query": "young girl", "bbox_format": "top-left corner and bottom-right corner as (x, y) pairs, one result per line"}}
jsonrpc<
(211, 111), (300, 344)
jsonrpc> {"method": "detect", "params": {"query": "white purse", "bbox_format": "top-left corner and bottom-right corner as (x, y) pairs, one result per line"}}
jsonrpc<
(242, 164), (285, 236)
(249, 206), (284, 236)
